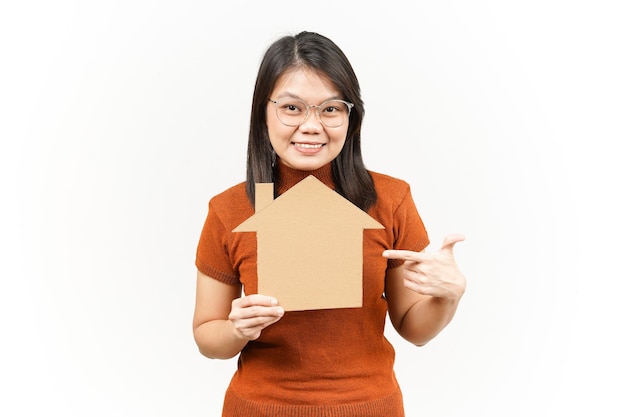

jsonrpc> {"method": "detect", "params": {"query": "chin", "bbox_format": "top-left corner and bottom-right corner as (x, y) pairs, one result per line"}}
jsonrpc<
(280, 156), (328, 171)
(292, 161), (329, 171)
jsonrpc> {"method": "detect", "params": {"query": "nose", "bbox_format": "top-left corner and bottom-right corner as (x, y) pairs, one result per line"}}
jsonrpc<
(298, 106), (324, 133)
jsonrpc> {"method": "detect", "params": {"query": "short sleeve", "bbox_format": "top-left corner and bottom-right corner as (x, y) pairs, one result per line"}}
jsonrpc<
(195, 200), (240, 285)
(388, 186), (430, 269)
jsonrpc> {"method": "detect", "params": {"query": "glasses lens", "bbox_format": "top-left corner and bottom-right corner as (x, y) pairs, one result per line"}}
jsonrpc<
(319, 100), (351, 128)
(274, 98), (307, 127)
(272, 98), (352, 127)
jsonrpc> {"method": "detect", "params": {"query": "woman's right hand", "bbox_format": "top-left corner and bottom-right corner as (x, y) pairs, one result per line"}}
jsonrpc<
(229, 294), (284, 341)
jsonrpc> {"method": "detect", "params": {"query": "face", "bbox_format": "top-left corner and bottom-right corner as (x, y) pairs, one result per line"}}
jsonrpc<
(266, 67), (349, 171)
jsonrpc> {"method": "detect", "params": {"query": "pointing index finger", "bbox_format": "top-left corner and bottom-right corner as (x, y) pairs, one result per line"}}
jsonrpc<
(382, 249), (424, 262)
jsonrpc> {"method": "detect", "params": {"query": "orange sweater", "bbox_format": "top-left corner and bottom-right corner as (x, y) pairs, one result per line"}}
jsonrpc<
(196, 163), (429, 417)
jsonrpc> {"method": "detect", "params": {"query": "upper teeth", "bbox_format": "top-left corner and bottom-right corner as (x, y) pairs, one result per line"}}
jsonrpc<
(296, 143), (322, 149)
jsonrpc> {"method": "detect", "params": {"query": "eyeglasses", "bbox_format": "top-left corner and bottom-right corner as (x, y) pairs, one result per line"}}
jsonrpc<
(268, 97), (354, 128)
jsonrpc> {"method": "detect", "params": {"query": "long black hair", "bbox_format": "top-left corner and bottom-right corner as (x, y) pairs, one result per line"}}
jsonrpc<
(245, 31), (377, 211)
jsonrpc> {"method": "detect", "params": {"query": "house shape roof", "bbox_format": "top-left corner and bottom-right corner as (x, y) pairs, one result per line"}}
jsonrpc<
(233, 175), (384, 311)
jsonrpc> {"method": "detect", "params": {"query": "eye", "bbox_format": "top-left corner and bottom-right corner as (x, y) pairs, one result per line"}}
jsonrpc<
(279, 99), (305, 114)
(321, 101), (346, 114)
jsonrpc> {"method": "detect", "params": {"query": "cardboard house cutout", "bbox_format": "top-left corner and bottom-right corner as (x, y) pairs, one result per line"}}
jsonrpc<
(233, 175), (384, 311)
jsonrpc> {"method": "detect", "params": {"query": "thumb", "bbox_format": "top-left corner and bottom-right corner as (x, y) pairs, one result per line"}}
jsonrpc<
(440, 234), (465, 255)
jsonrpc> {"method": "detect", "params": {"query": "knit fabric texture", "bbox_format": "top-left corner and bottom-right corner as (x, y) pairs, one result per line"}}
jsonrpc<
(196, 163), (430, 417)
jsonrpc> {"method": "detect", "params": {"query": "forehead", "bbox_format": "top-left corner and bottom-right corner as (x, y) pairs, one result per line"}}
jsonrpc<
(271, 67), (340, 99)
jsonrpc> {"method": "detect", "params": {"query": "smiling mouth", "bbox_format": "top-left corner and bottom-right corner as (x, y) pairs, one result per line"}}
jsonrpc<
(293, 142), (324, 149)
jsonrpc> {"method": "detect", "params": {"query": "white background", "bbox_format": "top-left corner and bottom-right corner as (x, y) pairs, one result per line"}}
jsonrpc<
(1, 1), (625, 416)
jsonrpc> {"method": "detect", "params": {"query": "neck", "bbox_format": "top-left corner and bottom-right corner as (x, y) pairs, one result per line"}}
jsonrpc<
(276, 162), (334, 195)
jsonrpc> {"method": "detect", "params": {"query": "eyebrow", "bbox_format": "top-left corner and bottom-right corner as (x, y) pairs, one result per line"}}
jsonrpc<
(273, 92), (343, 102)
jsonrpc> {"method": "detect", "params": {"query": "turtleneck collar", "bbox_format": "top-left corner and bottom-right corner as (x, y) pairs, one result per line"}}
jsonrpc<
(276, 161), (335, 195)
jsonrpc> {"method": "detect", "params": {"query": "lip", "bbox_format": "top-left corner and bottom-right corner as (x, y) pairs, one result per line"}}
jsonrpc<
(292, 142), (326, 154)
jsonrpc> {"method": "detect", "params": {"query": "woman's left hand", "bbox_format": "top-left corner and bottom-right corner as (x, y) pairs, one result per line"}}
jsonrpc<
(383, 234), (466, 301)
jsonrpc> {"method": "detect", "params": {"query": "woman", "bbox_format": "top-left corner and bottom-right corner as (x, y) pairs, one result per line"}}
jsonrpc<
(193, 31), (466, 417)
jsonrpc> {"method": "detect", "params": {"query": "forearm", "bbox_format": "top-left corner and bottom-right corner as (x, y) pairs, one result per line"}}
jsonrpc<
(193, 319), (248, 360)
(397, 296), (460, 346)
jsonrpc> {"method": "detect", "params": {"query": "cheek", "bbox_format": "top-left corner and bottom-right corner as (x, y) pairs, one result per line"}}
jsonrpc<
(267, 119), (296, 146)
(329, 127), (349, 145)
(266, 108), (285, 135)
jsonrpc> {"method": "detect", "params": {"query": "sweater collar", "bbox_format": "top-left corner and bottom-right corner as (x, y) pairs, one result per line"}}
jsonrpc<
(276, 161), (335, 195)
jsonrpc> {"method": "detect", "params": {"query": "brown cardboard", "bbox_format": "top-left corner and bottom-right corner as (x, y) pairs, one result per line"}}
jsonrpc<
(233, 175), (384, 311)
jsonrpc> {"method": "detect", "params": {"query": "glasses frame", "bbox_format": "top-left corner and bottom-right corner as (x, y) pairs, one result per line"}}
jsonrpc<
(268, 97), (354, 128)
